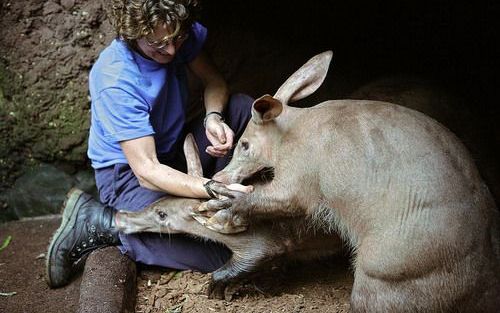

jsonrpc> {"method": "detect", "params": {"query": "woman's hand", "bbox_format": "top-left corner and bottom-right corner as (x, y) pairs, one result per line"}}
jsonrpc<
(194, 181), (254, 234)
(205, 115), (234, 157)
(188, 51), (232, 158)
(202, 180), (253, 209)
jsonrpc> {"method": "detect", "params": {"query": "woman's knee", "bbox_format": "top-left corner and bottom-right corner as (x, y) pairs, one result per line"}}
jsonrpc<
(227, 93), (253, 114)
(225, 93), (253, 131)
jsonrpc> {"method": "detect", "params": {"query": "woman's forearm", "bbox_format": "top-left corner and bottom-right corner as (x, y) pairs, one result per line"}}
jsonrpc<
(189, 51), (229, 113)
(138, 161), (211, 198)
(203, 78), (229, 113)
(120, 136), (211, 198)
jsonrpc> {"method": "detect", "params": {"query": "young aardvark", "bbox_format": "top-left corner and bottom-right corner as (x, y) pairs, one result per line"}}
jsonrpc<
(203, 51), (500, 312)
(114, 134), (343, 299)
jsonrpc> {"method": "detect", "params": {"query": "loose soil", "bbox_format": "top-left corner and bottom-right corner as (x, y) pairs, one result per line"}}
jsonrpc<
(136, 257), (353, 313)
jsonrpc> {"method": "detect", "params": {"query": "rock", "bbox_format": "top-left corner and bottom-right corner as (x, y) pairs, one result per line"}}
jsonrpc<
(74, 169), (98, 198)
(2, 163), (75, 218)
(0, 164), (97, 221)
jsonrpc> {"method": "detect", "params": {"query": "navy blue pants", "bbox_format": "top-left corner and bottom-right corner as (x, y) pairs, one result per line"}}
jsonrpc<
(94, 94), (253, 272)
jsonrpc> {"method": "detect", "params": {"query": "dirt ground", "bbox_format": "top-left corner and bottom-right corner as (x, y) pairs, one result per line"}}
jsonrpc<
(0, 216), (81, 313)
(0, 215), (353, 313)
(136, 257), (353, 313)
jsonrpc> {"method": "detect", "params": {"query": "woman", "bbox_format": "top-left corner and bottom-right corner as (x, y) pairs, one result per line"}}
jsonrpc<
(46, 0), (252, 288)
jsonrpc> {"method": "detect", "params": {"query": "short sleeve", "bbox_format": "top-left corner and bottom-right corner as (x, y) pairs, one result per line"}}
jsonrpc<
(93, 87), (155, 142)
(175, 22), (207, 63)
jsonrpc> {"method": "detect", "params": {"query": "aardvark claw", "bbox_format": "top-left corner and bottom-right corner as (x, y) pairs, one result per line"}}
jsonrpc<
(205, 209), (248, 234)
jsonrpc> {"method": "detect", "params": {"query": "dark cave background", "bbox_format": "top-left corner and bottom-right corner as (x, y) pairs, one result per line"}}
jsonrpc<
(202, 1), (497, 111)
(199, 1), (499, 201)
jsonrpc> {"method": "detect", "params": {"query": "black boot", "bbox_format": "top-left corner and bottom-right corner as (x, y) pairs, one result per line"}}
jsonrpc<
(46, 188), (120, 288)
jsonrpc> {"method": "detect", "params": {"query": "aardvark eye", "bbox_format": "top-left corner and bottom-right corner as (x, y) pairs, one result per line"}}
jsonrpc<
(158, 211), (167, 220)
(240, 139), (249, 151)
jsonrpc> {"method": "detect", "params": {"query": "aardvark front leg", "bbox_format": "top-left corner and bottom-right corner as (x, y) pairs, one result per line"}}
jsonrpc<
(193, 181), (302, 234)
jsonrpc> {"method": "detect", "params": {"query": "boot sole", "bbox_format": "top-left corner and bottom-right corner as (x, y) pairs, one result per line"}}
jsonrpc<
(45, 188), (85, 288)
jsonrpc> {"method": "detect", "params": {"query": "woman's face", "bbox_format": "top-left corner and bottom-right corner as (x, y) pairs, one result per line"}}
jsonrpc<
(136, 23), (189, 64)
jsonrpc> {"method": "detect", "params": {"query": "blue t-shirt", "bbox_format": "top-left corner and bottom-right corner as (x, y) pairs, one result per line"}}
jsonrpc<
(88, 22), (207, 169)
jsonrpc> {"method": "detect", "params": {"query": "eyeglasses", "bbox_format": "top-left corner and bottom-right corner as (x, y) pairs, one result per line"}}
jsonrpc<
(145, 32), (189, 50)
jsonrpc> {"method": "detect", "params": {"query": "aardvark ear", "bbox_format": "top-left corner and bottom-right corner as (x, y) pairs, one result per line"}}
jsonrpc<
(274, 50), (333, 105)
(183, 133), (203, 177)
(251, 94), (283, 124)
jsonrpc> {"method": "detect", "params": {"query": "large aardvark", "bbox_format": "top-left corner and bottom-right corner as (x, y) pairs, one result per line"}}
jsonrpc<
(202, 51), (500, 312)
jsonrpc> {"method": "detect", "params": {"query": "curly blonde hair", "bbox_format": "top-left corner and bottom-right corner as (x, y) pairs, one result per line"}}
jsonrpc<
(110, 0), (200, 42)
